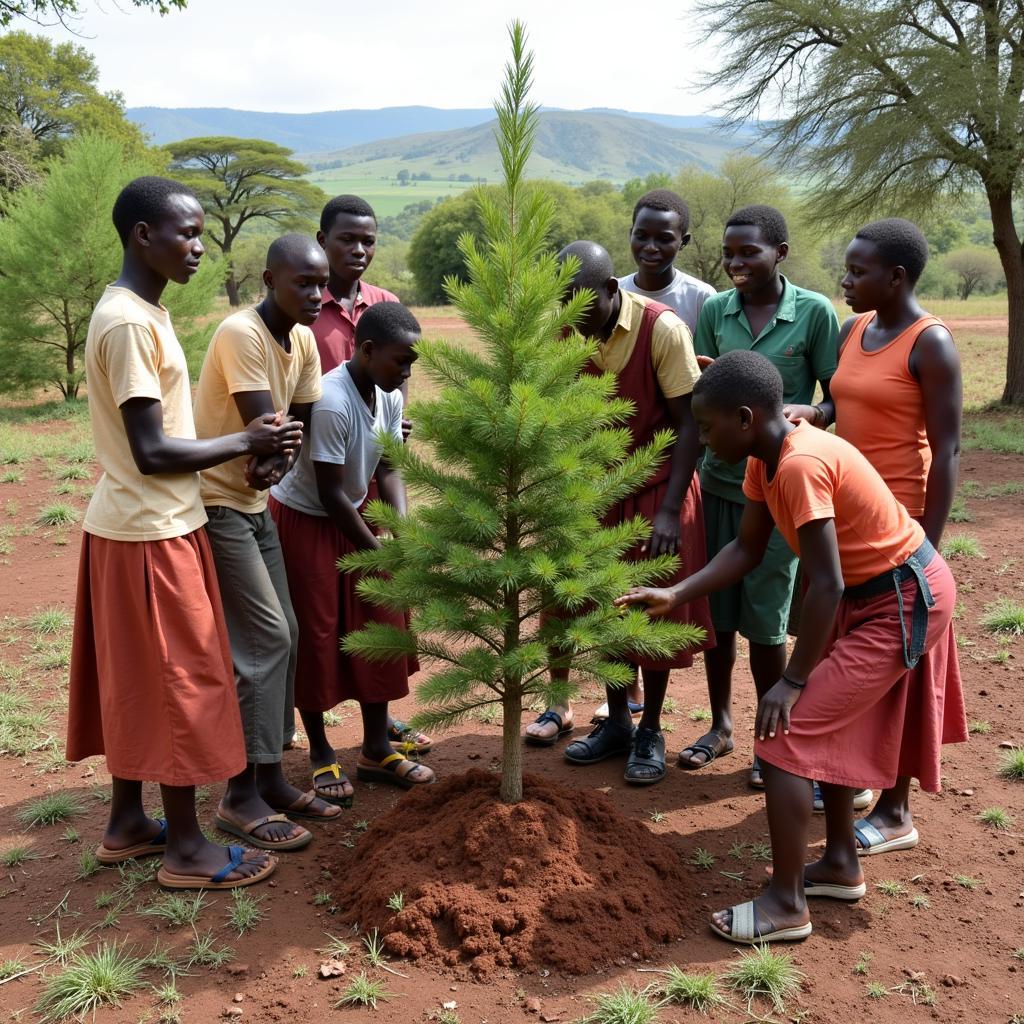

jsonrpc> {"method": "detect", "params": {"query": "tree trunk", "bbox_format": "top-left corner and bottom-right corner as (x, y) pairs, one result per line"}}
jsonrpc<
(225, 272), (242, 307)
(986, 186), (1024, 404)
(499, 687), (523, 804)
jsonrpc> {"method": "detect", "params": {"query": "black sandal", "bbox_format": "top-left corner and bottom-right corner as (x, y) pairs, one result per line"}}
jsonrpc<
(564, 719), (635, 764)
(624, 727), (666, 785)
(524, 709), (574, 747)
(677, 730), (734, 771)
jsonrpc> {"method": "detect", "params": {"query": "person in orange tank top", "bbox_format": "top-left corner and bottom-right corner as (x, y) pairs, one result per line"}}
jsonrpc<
(785, 218), (967, 856)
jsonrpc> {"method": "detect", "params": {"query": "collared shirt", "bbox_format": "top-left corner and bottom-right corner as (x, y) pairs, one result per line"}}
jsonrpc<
(311, 281), (399, 373)
(695, 276), (839, 503)
(593, 289), (700, 399)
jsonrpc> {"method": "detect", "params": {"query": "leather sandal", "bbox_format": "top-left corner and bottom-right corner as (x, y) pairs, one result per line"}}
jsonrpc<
(564, 718), (635, 764)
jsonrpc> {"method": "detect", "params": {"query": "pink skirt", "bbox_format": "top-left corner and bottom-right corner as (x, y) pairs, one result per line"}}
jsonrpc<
(756, 554), (964, 792)
(269, 497), (417, 711)
(67, 529), (246, 786)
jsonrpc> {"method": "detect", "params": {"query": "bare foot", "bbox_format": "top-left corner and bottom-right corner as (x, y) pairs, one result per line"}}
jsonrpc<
(524, 704), (573, 742)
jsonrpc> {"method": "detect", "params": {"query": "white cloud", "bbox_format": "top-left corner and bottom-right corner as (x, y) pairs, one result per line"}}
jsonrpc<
(31, 0), (723, 115)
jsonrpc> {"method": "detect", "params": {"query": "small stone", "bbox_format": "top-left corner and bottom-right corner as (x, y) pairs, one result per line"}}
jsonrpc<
(541, 1014), (563, 1022)
(226, 964), (250, 976)
(999, 741), (1015, 749)
(450, 985), (459, 991)
(941, 974), (962, 987)
(631, 951), (640, 961)
(961, 788), (973, 796)
(223, 1009), (243, 1019)
(318, 959), (346, 979)
(233, 993), (244, 1003)
(524, 995), (542, 1013)
(442, 1001), (458, 1010)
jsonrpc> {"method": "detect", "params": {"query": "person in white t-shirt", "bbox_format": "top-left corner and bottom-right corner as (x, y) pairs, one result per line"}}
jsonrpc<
(618, 188), (716, 335)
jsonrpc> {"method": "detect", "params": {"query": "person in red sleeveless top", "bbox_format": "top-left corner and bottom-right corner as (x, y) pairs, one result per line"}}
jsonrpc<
(525, 240), (714, 785)
(785, 218), (967, 857)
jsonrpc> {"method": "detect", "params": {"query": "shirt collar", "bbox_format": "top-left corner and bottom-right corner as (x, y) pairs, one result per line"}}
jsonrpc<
(607, 288), (638, 340)
(723, 275), (795, 322)
(321, 283), (364, 310)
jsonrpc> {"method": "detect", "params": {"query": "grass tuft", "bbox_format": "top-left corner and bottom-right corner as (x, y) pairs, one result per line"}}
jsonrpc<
(34, 943), (145, 1023)
(661, 966), (721, 1013)
(968, 719), (991, 735)
(0, 958), (27, 980)
(227, 888), (265, 934)
(940, 533), (983, 558)
(998, 746), (1024, 781)
(18, 792), (84, 828)
(76, 849), (101, 879)
(27, 607), (71, 635)
(363, 928), (388, 968)
(688, 707), (712, 722)
(853, 951), (872, 975)
(981, 599), (1024, 636)
(578, 982), (661, 1024)
(36, 504), (78, 528)
(954, 874), (980, 890)
(865, 982), (888, 999)
(334, 971), (392, 1010)
(185, 930), (234, 968)
(978, 806), (1014, 830)
(722, 944), (804, 1013)
(0, 844), (38, 868)
(317, 933), (350, 959)
(386, 891), (405, 913)
(875, 879), (908, 897)
(688, 847), (715, 870)
(139, 891), (208, 928)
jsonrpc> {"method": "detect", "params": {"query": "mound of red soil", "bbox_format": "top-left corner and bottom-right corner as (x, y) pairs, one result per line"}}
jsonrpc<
(333, 770), (696, 976)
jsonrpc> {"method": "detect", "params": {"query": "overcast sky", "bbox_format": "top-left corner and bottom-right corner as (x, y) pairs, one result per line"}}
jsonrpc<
(32, 0), (723, 115)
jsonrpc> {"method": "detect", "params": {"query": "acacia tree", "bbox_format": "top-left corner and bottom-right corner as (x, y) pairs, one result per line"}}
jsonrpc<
(165, 137), (325, 305)
(701, 0), (1024, 403)
(945, 245), (1004, 299)
(341, 23), (703, 805)
(0, 0), (184, 26)
(0, 133), (221, 399)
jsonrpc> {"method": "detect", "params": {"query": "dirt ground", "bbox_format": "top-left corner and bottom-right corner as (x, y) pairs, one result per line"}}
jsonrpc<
(0, 332), (1022, 1021)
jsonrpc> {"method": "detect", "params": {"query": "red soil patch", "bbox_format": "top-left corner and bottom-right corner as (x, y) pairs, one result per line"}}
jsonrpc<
(334, 770), (694, 976)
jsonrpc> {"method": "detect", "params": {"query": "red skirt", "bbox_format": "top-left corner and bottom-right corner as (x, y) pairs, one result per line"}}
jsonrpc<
(608, 472), (715, 670)
(66, 529), (246, 786)
(269, 497), (417, 711)
(756, 554), (964, 793)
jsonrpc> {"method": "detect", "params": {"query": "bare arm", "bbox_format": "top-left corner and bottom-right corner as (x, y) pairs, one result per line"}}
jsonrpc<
(785, 313), (857, 427)
(912, 325), (962, 546)
(647, 393), (701, 557)
(617, 499), (775, 616)
(313, 460), (379, 550)
(120, 397), (302, 476)
(233, 392), (312, 489)
(375, 458), (408, 518)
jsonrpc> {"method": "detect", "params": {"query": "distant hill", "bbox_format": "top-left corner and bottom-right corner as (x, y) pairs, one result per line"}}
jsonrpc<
(126, 104), (756, 160)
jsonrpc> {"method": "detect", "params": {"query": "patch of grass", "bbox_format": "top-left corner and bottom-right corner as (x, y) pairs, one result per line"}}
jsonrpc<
(317, 934), (350, 959)
(688, 707), (712, 722)
(0, 958), (27, 980)
(947, 496), (971, 522)
(140, 942), (184, 977)
(865, 982), (888, 999)
(0, 844), (38, 868)
(648, 810), (666, 824)
(292, 963), (308, 978)
(363, 928), (387, 968)
(875, 879), (908, 897)
(35, 925), (91, 965)
(139, 891), (208, 928)
(688, 848), (715, 870)
(0, 469), (24, 484)
(963, 413), (1024, 455)
(322, 709), (343, 727)
(56, 464), (88, 481)
(853, 951), (872, 976)
(36, 504), (78, 528)
(991, 648), (1011, 664)
(941, 533), (983, 558)
(354, 818), (370, 832)
(76, 850), (101, 879)
(981, 599), (1024, 635)
(968, 719), (991, 735)
(978, 806), (1014, 830)
(1012, 948), (1024, 961)
(335, 971), (392, 1010)
(27, 607), (70, 635)
(722, 944), (804, 1013)
(18, 792), (84, 828)
(727, 842), (747, 860)
(748, 841), (772, 861)
(998, 746), (1024, 781)
(893, 977), (936, 1006)
(313, 890), (332, 907)
(661, 966), (721, 1013)
(386, 891), (405, 912)
(954, 874), (980, 890)
(185, 930), (234, 969)
(154, 980), (182, 1005)
(227, 888), (264, 935)
(34, 943), (145, 1023)
(909, 893), (931, 909)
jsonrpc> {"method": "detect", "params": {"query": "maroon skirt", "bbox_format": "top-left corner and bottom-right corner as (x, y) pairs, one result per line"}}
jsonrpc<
(608, 472), (715, 670)
(269, 497), (417, 711)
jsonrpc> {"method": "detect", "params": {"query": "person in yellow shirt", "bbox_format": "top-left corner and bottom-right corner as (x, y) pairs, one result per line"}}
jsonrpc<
(194, 234), (344, 851)
(67, 177), (301, 890)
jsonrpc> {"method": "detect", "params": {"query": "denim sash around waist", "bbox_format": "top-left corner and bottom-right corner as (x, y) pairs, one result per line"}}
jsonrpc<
(843, 538), (937, 670)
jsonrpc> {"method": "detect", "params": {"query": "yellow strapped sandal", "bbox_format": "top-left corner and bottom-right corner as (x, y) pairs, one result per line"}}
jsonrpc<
(311, 762), (354, 807)
(355, 752), (436, 790)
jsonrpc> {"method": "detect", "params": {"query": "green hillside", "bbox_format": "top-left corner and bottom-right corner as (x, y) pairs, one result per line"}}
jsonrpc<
(304, 111), (748, 215)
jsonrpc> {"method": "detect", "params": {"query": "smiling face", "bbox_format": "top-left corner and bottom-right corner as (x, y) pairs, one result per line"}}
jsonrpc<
(318, 211), (377, 284)
(840, 236), (901, 313)
(265, 247), (329, 326)
(692, 392), (755, 464)
(630, 207), (689, 277)
(721, 224), (787, 294)
(140, 193), (205, 285)
(364, 330), (419, 393)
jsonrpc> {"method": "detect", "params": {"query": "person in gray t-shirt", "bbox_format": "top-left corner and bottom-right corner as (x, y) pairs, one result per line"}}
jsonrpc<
(618, 188), (716, 335)
(269, 302), (436, 796)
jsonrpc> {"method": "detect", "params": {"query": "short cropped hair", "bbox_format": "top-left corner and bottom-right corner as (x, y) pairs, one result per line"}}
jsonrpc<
(632, 188), (690, 233)
(320, 194), (377, 234)
(694, 349), (783, 414)
(355, 301), (421, 346)
(854, 218), (929, 284)
(557, 240), (615, 291)
(111, 176), (197, 247)
(725, 204), (788, 247)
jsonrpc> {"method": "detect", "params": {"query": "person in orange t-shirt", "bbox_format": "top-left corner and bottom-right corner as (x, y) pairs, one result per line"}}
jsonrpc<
(617, 350), (958, 946)
(786, 218), (967, 858)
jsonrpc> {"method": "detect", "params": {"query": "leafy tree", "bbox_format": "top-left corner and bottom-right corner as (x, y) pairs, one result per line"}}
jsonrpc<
(700, 0), (1024, 403)
(407, 188), (486, 303)
(0, 0), (184, 27)
(165, 136), (326, 306)
(341, 24), (702, 805)
(0, 32), (146, 157)
(0, 133), (219, 398)
(944, 246), (1004, 300)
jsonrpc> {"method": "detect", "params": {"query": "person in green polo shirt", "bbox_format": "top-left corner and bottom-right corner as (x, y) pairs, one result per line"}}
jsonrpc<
(683, 205), (839, 789)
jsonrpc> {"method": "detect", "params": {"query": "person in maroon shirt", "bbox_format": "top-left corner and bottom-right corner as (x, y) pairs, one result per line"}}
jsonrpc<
(297, 195), (429, 806)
